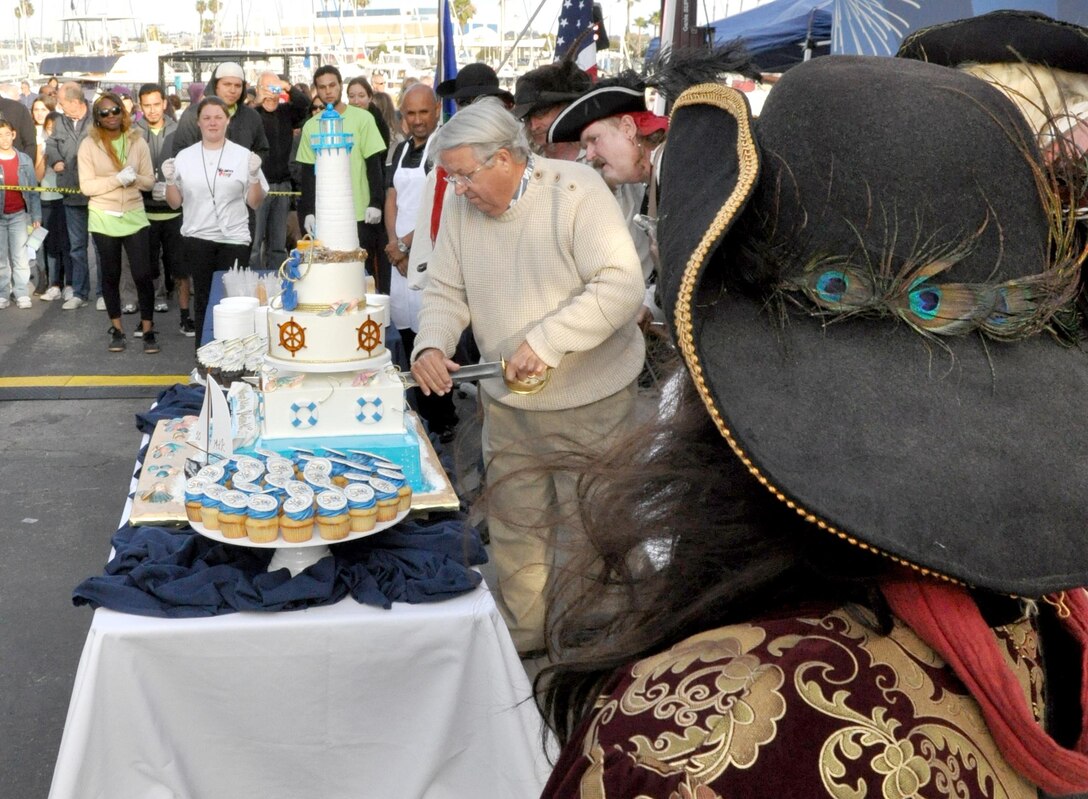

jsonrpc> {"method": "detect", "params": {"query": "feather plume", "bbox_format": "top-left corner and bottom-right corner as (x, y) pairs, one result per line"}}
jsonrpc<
(645, 43), (762, 101)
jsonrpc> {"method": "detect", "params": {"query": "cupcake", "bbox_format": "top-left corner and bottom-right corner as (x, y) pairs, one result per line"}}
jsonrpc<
(327, 457), (354, 488)
(280, 494), (315, 543)
(376, 468), (412, 513)
(344, 483), (378, 533)
(316, 490), (351, 541)
(218, 490), (249, 539)
(196, 462), (227, 486)
(303, 461), (335, 492)
(368, 477), (400, 522)
(200, 483), (226, 531)
(184, 477), (209, 524)
(285, 480), (314, 499)
(265, 456), (295, 480)
(245, 493), (280, 543)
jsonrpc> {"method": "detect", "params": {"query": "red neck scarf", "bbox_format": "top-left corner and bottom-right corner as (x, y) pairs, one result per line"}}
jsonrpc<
(881, 578), (1088, 795)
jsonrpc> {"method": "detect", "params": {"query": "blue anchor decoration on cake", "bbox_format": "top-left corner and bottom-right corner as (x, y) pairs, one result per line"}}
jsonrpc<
(280, 249), (303, 311)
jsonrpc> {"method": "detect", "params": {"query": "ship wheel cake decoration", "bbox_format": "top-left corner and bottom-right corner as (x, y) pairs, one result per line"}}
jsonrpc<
(278, 317), (307, 357)
(356, 314), (382, 354)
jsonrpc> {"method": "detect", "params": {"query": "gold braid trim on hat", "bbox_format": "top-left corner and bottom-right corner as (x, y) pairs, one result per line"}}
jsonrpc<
(669, 83), (967, 588)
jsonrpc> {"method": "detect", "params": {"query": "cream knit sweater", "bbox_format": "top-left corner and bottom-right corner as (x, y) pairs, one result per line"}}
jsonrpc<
(412, 157), (646, 411)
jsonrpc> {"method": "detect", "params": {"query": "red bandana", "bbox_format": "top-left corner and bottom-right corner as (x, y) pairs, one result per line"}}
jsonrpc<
(882, 577), (1088, 795)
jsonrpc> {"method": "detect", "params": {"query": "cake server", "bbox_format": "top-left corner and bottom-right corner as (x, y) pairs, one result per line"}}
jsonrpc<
(397, 358), (551, 395)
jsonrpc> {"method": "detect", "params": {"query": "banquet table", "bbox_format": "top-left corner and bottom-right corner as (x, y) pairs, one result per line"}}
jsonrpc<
(49, 460), (552, 798)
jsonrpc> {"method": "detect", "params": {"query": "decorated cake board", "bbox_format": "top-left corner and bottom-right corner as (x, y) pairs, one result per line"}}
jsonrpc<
(130, 416), (204, 527)
(131, 412), (459, 527)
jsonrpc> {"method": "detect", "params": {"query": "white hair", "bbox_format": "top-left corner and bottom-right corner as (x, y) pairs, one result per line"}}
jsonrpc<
(429, 97), (530, 166)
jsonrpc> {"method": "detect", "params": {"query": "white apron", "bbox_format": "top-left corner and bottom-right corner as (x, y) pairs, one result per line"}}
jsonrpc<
(389, 136), (430, 332)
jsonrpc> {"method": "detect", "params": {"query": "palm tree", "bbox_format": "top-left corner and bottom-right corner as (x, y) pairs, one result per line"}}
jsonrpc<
(13, 1), (33, 66)
(452, 0), (476, 28)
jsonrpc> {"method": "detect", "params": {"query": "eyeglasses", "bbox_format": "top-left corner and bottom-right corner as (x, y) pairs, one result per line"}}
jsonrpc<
(96, 106), (122, 119)
(311, 103), (325, 112)
(443, 155), (496, 188)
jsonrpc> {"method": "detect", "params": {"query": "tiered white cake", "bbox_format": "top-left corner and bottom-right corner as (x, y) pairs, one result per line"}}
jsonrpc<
(259, 106), (416, 472)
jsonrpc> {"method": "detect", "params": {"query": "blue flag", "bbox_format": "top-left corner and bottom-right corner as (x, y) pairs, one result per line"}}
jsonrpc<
(437, 0), (459, 119)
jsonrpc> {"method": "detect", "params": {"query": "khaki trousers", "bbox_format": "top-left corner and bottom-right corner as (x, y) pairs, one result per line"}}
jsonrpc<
(480, 383), (636, 653)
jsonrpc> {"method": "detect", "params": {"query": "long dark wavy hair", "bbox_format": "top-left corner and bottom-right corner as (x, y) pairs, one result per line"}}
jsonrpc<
(534, 367), (894, 747)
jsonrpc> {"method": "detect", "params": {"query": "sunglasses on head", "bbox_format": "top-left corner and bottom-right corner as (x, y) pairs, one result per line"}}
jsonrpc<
(97, 106), (122, 119)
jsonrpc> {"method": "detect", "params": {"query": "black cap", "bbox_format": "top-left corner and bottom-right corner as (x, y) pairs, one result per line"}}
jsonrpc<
(435, 62), (515, 105)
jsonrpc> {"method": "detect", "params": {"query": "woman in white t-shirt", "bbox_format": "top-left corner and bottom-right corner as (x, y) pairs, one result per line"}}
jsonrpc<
(162, 96), (267, 345)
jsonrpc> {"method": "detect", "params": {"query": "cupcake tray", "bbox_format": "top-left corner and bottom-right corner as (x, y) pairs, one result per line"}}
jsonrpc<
(189, 506), (409, 576)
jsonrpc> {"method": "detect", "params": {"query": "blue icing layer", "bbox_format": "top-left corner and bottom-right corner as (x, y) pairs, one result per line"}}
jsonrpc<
(242, 427), (424, 491)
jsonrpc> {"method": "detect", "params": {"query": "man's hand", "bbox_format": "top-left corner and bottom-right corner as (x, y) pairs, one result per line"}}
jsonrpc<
(411, 348), (459, 396)
(53, 160), (64, 173)
(505, 340), (549, 384)
(364, 207), (382, 225)
(152, 181), (167, 201)
(303, 214), (316, 236)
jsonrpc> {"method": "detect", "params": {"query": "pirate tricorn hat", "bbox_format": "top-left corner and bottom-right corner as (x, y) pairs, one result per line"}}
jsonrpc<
(548, 44), (761, 144)
(512, 60), (593, 120)
(657, 54), (1088, 597)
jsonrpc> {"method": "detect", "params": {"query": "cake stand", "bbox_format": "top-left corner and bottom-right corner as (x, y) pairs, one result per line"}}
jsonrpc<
(189, 507), (409, 576)
(262, 349), (393, 374)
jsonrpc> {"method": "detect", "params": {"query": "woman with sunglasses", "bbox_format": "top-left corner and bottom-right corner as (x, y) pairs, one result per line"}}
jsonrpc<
(77, 92), (158, 353)
(162, 96), (267, 347)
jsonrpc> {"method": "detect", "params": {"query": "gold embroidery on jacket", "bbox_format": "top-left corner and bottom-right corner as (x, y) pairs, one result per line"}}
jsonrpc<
(576, 607), (1045, 797)
(612, 625), (786, 784)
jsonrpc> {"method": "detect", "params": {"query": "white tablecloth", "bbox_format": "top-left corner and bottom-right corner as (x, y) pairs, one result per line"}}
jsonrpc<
(49, 439), (552, 798)
(49, 588), (551, 798)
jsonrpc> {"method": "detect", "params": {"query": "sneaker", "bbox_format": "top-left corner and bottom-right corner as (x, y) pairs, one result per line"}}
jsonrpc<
(180, 316), (196, 337)
(40, 286), (62, 301)
(61, 296), (86, 310)
(121, 303), (137, 314)
(0, 298), (9, 309)
(96, 297), (106, 311)
(62, 286), (74, 301)
(154, 299), (169, 312)
(16, 296), (31, 309)
(108, 326), (126, 352)
(133, 327), (143, 338)
(143, 330), (160, 354)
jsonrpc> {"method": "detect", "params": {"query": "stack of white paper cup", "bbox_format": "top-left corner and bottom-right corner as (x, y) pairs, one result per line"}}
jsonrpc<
(213, 297), (259, 341)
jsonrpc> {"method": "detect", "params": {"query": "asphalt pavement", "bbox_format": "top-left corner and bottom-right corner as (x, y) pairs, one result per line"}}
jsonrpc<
(0, 278), (195, 798)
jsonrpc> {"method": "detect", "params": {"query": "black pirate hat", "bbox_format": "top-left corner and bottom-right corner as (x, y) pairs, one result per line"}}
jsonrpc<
(897, 8), (1088, 70)
(657, 55), (1088, 597)
(435, 62), (514, 105)
(512, 60), (593, 120)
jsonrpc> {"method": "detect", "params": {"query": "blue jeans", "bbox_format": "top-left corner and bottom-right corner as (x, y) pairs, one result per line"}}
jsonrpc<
(0, 210), (31, 300)
(250, 181), (291, 269)
(65, 204), (90, 300)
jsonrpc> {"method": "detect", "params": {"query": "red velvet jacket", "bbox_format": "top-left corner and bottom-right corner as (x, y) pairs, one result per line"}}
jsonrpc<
(542, 605), (1043, 798)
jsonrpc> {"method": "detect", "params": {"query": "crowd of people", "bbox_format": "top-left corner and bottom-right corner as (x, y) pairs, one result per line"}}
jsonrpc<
(0, 65), (408, 353)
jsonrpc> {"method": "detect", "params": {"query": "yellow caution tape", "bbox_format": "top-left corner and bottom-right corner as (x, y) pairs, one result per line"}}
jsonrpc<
(1, 184), (301, 197)
(0, 183), (82, 194)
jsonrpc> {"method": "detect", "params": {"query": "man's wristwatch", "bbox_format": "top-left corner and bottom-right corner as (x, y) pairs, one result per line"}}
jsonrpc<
(396, 238), (410, 254)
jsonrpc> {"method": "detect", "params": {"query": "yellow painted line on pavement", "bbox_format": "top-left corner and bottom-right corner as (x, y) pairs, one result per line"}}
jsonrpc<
(0, 375), (188, 388)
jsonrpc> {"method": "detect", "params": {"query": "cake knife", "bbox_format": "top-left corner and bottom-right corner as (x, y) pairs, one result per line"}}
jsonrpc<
(396, 358), (551, 395)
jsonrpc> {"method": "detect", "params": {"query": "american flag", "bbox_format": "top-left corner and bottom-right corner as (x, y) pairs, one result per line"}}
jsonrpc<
(555, 0), (597, 76)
